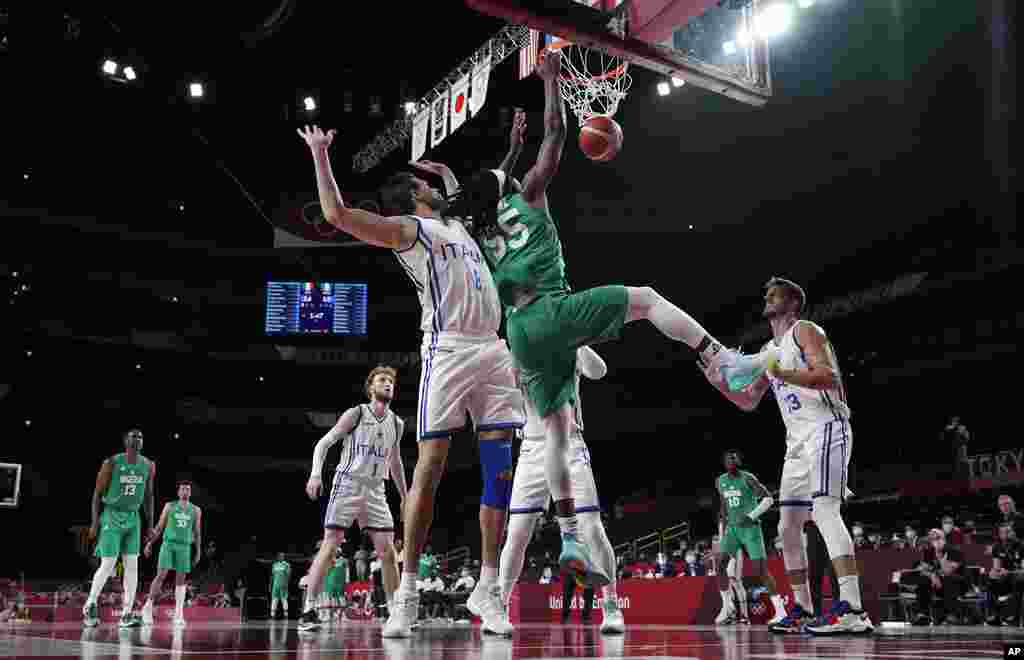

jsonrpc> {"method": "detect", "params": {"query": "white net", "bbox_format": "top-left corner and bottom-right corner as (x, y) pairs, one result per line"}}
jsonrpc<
(552, 42), (631, 126)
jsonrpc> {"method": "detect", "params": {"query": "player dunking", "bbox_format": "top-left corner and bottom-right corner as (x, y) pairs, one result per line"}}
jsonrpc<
(498, 346), (625, 634)
(297, 125), (525, 638)
(300, 366), (407, 632)
(83, 429), (155, 628)
(713, 450), (783, 624)
(450, 49), (766, 586)
(700, 277), (872, 635)
(140, 480), (202, 626)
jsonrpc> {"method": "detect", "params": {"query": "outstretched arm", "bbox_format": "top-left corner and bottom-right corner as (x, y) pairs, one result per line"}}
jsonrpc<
(576, 346), (607, 380)
(521, 52), (566, 206)
(306, 406), (363, 500)
(697, 358), (771, 412)
(768, 321), (840, 391)
(497, 108), (527, 177)
(90, 459), (113, 538)
(297, 125), (418, 249)
(409, 160), (460, 197)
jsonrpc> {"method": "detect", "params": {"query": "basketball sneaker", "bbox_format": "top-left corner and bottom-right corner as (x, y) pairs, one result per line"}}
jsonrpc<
(805, 600), (874, 635)
(119, 611), (140, 628)
(559, 534), (608, 587)
(382, 592), (419, 638)
(720, 349), (780, 392)
(715, 601), (737, 625)
(467, 583), (513, 636)
(297, 609), (320, 632)
(82, 603), (99, 628)
(600, 598), (625, 634)
(768, 602), (814, 634)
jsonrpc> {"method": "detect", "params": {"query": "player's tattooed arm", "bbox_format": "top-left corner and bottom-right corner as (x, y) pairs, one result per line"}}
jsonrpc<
(769, 322), (839, 390)
(522, 51), (566, 207)
(576, 346), (607, 380)
(498, 108), (527, 177)
(90, 459), (113, 538)
(297, 125), (418, 250)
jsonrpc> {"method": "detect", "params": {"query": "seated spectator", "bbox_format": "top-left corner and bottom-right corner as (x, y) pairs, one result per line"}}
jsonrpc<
(900, 528), (968, 625)
(986, 522), (1024, 626)
(891, 534), (906, 551)
(453, 567), (475, 593)
(962, 520), (977, 544)
(942, 516), (965, 545)
(904, 526), (925, 551)
(867, 533), (883, 550)
(680, 551), (706, 576)
(999, 495), (1024, 537)
(418, 569), (446, 621)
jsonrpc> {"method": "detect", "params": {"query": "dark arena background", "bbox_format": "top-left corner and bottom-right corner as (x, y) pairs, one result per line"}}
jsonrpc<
(1, 0), (1019, 657)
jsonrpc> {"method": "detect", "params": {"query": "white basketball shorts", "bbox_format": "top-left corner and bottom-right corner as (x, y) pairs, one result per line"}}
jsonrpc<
(417, 335), (524, 440)
(324, 474), (394, 532)
(779, 416), (853, 509)
(508, 435), (600, 515)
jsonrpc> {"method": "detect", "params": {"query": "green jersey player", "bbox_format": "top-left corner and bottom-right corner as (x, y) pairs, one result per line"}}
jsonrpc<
(140, 481), (202, 626)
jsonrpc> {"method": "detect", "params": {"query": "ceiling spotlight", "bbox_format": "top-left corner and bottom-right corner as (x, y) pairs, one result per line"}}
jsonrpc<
(26, 350), (32, 357)
(135, 363), (142, 370)
(123, 66), (137, 81)
(736, 27), (751, 47)
(258, 376), (265, 382)
(25, 420), (31, 427)
(189, 82), (204, 98)
(102, 59), (118, 75)
(23, 173), (29, 181)
(303, 96), (316, 112)
(403, 101), (417, 117)
(671, 76), (685, 87)
(178, 204), (185, 212)
(756, 3), (795, 39)
(656, 81), (671, 96)
(797, 0), (814, 7)
(173, 433), (180, 440)
(722, 40), (737, 55)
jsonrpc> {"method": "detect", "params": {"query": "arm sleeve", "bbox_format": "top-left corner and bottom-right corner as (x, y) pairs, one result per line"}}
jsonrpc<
(310, 407), (362, 479)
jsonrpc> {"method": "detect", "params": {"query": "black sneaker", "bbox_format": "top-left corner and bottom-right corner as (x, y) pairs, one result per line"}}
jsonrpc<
(298, 609), (320, 632)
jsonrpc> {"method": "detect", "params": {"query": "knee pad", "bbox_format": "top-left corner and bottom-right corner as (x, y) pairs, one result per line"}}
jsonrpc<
(811, 496), (854, 559)
(479, 436), (514, 510)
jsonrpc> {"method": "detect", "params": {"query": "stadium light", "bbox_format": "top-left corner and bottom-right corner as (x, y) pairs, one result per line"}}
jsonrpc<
(736, 27), (751, 47)
(797, 0), (814, 7)
(722, 40), (737, 55)
(671, 76), (685, 87)
(756, 3), (795, 39)
(303, 96), (316, 112)
(123, 66), (137, 81)
(656, 81), (671, 96)
(189, 82), (204, 98)
(102, 59), (117, 75)
(404, 101), (417, 117)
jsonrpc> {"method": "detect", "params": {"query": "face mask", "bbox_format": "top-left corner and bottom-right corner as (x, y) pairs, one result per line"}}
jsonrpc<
(906, 532), (916, 541)
(685, 554), (696, 563)
(943, 523), (954, 533)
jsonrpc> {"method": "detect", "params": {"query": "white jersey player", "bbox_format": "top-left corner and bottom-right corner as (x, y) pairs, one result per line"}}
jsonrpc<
(700, 277), (871, 635)
(296, 125), (523, 639)
(499, 346), (625, 635)
(300, 366), (408, 632)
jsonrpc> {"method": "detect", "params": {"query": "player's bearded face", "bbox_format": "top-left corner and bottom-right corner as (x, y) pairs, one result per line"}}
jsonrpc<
(762, 287), (789, 319)
(373, 377), (394, 402)
(124, 429), (144, 451)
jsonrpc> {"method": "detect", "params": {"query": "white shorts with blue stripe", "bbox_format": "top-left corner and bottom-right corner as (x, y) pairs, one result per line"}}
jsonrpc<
(324, 474), (394, 532)
(416, 334), (524, 440)
(808, 417), (852, 500)
(508, 435), (600, 516)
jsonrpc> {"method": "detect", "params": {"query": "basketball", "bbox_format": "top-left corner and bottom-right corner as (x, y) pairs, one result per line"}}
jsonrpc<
(579, 115), (623, 162)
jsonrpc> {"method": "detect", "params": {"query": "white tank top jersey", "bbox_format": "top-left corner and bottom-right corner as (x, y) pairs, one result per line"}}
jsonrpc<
(392, 215), (502, 346)
(523, 371), (584, 439)
(765, 320), (851, 447)
(334, 405), (402, 481)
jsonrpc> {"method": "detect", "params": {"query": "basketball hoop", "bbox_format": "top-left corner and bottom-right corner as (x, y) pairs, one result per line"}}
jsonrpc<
(547, 35), (631, 126)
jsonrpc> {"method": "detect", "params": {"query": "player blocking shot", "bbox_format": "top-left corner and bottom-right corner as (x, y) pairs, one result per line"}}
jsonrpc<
(449, 49), (764, 588)
(140, 481), (202, 626)
(499, 346), (624, 634)
(297, 123), (526, 638)
(301, 366), (407, 632)
(713, 451), (784, 625)
(700, 277), (872, 635)
(83, 429), (155, 628)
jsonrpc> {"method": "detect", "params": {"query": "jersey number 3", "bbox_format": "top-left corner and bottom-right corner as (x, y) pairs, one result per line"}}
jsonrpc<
(784, 393), (801, 413)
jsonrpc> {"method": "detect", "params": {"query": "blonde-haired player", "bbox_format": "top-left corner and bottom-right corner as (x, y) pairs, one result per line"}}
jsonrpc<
(301, 365), (408, 632)
(499, 345), (625, 634)
(700, 277), (871, 635)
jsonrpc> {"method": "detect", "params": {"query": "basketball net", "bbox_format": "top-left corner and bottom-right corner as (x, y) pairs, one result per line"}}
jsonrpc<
(547, 13), (631, 126)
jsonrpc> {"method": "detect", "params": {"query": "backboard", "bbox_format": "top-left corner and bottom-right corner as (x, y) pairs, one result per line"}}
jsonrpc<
(465, 0), (771, 106)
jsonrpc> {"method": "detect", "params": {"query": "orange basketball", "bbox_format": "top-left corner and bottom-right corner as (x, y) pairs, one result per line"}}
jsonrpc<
(579, 115), (623, 162)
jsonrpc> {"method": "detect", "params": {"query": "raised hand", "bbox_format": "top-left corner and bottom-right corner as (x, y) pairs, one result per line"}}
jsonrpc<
(510, 108), (526, 149)
(409, 160), (453, 178)
(536, 49), (562, 81)
(297, 125), (337, 150)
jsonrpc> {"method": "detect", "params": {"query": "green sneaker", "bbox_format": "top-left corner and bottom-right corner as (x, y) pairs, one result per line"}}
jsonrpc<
(558, 534), (609, 588)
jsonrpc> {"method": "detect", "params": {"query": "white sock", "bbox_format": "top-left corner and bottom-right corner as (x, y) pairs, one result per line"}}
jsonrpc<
(399, 571), (418, 596)
(647, 295), (711, 348)
(87, 557), (117, 607)
(174, 586), (186, 618)
(479, 565), (498, 586)
(603, 584), (617, 605)
(720, 589), (734, 610)
(794, 582), (813, 613)
(838, 574), (862, 610)
(122, 556), (139, 615)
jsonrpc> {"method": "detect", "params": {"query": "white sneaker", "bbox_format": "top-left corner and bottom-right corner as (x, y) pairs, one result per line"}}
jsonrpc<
(467, 583), (513, 636)
(768, 595), (787, 625)
(715, 602), (737, 625)
(382, 592), (418, 638)
(141, 603), (155, 626)
(599, 599), (624, 634)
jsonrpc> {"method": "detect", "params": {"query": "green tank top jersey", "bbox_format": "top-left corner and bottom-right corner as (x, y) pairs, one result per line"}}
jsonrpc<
(333, 558), (349, 583)
(163, 501), (195, 545)
(102, 453), (149, 512)
(480, 193), (571, 309)
(272, 561), (290, 585)
(718, 470), (759, 526)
